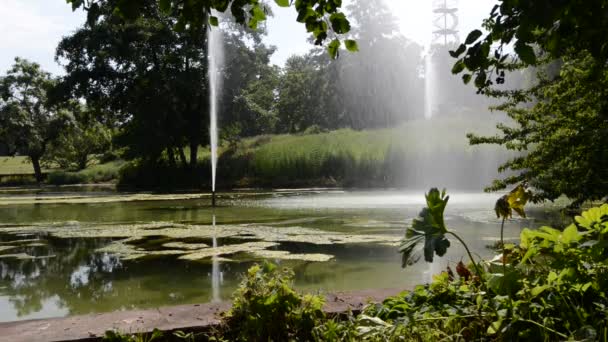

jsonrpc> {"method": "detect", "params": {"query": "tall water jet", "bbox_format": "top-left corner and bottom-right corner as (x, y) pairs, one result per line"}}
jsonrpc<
(207, 21), (224, 206)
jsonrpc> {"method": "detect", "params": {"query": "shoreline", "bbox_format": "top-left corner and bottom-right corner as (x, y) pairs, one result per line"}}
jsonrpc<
(0, 288), (402, 342)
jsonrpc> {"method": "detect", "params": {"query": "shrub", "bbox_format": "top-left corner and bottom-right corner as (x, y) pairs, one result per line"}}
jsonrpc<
(220, 262), (326, 342)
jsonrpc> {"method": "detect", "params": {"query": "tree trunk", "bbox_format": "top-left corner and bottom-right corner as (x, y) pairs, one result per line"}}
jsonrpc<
(178, 148), (188, 166)
(167, 147), (176, 167)
(189, 142), (198, 169)
(31, 156), (43, 184)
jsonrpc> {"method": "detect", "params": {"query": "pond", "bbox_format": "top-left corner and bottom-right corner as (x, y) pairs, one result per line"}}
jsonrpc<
(0, 189), (559, 322)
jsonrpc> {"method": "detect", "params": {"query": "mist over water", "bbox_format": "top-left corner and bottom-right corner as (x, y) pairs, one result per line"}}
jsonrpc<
(208, 25), (224, 192)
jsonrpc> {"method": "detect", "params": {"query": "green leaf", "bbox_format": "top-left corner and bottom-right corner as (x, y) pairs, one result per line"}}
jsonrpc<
(462, 74), (472, 84)
(344, 40), (358, 52)
(329, 13), (350, 34)
(449, 44), (466, 58)
(159, 0), (171, 14)
(514, 42), (536, 65)
(451, 61), (465, 74)
(275, 0), (290, 7)
(328, 39), (340, 59)
(487, 319), (503, 335)
(465, 29), (483, 44)
(400, 188), (451, 267)
(561, 224), (581, 244)
(209, 16), (219, 26)
(251, 6), (266, 21)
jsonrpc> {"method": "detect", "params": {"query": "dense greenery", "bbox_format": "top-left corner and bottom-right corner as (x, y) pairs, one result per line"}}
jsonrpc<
(469, 52), (608, 205)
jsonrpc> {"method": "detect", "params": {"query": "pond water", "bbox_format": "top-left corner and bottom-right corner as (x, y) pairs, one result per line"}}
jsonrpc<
(0, 189), (560, 322)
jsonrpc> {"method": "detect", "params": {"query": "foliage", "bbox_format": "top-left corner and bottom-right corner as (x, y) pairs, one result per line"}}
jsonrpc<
(103, 329), (164, 342)
(66, 0), (352, 58)
(400, 189), (482, 276)
(451, 0), (608, 91)
(494, 184), (531, 220)
(45, 108), (113, 170)
(220, 262), (326, 342)
(468, 52), (608, 205)
(0, 58), (68, 182)
(316, 203), (608, 341)
(47, 160), (124, 185)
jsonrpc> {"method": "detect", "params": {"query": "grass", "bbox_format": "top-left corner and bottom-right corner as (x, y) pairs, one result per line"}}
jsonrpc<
(0, 156), (55, 175)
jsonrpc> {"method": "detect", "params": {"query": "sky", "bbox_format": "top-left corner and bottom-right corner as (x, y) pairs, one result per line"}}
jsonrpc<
(0, 0), (495, 75)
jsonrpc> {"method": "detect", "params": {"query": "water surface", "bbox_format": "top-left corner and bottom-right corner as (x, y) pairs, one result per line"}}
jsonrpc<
(0, 189), (559, 322)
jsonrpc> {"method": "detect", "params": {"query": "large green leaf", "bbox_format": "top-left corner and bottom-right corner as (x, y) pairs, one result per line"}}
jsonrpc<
(400, 189), (451, 267)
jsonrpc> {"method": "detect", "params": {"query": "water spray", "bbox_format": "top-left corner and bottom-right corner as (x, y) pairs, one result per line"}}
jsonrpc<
(207, 18), (224, 208)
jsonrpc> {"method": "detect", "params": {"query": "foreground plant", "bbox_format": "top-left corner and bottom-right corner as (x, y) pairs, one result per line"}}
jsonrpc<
(494, 184), (531, 273)
(332, 203), (608, 341)
(220, 262), (326, 342)
(399, 188), (482, 276)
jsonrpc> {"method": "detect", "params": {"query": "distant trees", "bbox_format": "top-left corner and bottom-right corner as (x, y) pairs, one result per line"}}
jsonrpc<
(0, 58), (68, 182)
(335, 0), (424, 128)
(45, 105), (112, 170)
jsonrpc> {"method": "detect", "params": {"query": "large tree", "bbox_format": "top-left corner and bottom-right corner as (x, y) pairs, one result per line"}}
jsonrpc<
(469, 52), (608, 205)
(57, 0), (210, 167)
(0, 58), (67, 182)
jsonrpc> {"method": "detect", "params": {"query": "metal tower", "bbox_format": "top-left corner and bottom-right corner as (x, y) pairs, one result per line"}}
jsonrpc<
(432, 0), (459, 45)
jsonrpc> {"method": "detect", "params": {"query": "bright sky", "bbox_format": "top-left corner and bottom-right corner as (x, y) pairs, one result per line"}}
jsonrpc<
(0, 0), (495, 75)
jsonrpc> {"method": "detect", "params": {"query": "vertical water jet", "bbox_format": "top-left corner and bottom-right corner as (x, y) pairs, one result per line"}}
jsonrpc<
(207, 18), (224, 207)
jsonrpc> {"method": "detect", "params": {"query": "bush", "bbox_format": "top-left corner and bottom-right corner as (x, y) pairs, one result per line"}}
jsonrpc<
(47, 160), (123, 185)
(219, 262), (326, 342)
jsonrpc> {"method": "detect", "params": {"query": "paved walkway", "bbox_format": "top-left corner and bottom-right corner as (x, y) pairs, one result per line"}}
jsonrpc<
(0, 288), (401, 342)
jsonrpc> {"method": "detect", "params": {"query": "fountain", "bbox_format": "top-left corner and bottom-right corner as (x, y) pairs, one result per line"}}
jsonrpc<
(207, 20), (224, 207)
(423, 49), (437, 119)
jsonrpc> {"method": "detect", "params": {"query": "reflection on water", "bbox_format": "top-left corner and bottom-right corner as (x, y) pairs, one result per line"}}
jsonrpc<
(0, 190), (561, 322)
(211, 215), (222, 302)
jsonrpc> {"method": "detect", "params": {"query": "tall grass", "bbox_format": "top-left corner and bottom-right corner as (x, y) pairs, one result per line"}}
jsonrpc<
(121, 119), (510, 189)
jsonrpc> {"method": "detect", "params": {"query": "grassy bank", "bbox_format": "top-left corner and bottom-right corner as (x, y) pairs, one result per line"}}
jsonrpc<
(0, 157), (124, 186)
(121, 119), (509, 190)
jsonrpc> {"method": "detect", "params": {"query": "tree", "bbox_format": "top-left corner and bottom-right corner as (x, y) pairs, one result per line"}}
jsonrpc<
(65, 0), (351, 58)
(275, 55), (330, 133)
(57, 0), (210, 167)
(316, 0), (424, 129)
(219, 16), (279, 137)
(451, 0), (608, 91)
(468, 52), (608, 205)
(0, 58), (67, 182)
(45, 105), (112, 170)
